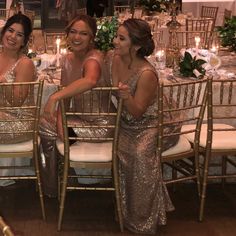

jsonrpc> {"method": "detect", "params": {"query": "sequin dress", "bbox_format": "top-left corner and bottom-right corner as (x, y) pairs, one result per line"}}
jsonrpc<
(0, 58), (35, 144)
(39, 49), (115, 196)
(105, 51), (178, 234)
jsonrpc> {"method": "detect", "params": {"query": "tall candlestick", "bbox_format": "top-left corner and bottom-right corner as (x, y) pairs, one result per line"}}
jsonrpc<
(56, 38), (61, 67)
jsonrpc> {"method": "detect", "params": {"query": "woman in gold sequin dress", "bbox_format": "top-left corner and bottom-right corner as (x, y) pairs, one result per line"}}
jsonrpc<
(0, 13), (35, 144)
(104, 19), (179, 234)
(40, 14), (113, 197)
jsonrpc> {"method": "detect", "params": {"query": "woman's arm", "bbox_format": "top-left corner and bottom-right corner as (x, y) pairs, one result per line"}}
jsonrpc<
(119, 70), (158, 119)
(5, 57), (35, 106)
(44, 58), (101, 120)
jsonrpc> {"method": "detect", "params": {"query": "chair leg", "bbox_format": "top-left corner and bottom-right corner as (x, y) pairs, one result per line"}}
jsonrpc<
(57, 159), (69, 231)
(35, 149), (46, 220)
(199, 152), (210, 222)
(221, 155), (227, 189)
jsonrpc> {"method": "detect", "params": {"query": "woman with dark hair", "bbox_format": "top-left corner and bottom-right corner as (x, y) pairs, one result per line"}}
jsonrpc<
(104, 18), (178, 234)
(40, 14), (113, 197)
(0, 12), (34, 143)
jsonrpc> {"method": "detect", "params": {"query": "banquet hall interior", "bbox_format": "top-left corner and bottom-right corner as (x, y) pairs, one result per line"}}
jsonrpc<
(0, 0), (236, 235)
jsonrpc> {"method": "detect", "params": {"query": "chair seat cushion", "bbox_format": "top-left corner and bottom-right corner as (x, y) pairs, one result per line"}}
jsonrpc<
(0, 139), (34, 152)
(182, 124), (236, 149)
(56, 140), (113, 162)
(162, 135), (191, 156)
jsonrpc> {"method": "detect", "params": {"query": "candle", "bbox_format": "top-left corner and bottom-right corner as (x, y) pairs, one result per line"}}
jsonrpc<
(56, 38), (61, 67)
(210, 44), (219, 55)
(155, 50), (166, 70)
(194, 36), (200, 54)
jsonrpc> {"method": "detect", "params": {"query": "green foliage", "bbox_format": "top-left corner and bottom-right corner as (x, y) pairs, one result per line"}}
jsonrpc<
(95, 16), (119, 52)
(179, 51), (206, 78)
(138, 0), (167, 12)
(217, 16), (236, 52)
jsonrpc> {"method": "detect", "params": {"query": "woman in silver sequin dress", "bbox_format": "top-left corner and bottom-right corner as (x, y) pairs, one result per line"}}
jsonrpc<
(104, 19), (179, 234)
(40, 15), (113, 197)
(0, 13), (35, 144)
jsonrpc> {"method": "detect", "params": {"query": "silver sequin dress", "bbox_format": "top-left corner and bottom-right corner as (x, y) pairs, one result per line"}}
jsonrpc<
(105, 51), (178, 234)
(0, 58), (35, 144)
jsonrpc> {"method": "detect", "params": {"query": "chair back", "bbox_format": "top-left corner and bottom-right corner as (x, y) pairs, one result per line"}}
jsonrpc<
(158, 78), (209, 164)
(0, 80), (44, 149)
(185, 18), (215, 48)
(0, 9), (10, 20)
(176, 30), (207, 49)
(43, 32), (66, 53)
(201, 6), (218, 19)
(206, 79), (236, 149)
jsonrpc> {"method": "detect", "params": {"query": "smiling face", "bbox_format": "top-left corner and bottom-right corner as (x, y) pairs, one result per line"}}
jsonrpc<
(113, 25), (132, 57)
(67, 20), (94, 53)
(2, 23), (25, 51)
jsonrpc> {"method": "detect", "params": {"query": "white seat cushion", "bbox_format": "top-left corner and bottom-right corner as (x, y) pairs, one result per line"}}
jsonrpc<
(0, 139), (34, 152)
(162, 135), (192, 156)
(182, 124), (236, 149)
(56, 140), (113, 162)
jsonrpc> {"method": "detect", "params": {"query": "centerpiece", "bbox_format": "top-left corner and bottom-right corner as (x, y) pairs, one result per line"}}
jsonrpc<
(95, 16), (119, 52)
(138, 0), (168, 15)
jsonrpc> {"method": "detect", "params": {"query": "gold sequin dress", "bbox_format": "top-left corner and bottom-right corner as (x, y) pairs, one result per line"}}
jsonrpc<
(105, 51), (178, 234)
(0, 58), (35, 144)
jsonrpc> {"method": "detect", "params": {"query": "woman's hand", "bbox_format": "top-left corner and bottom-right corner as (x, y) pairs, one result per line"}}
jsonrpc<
(118, 82), (131, 100)
(44, 94), (58, 123)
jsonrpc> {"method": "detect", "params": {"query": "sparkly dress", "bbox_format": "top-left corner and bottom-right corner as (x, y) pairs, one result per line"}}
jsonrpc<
(39, 49), (114, 196)
(105, 51), (178, 234)
(0, 57), (35, 144)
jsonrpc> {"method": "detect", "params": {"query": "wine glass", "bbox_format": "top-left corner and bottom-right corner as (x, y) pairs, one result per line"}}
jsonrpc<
(208, 54), (221, 75)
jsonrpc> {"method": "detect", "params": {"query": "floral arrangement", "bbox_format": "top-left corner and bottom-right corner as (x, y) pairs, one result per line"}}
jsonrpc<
(217, 16), (236, 52)
(95, 16), (119, 52)
(179, 51), (206, 78)
(138, 0), (167, 13)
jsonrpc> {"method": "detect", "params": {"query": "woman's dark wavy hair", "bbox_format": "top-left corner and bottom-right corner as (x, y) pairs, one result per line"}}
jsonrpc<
(122, 18), (155, 58)
(0, 12), (32, 48)
(65, 14), (97, 39)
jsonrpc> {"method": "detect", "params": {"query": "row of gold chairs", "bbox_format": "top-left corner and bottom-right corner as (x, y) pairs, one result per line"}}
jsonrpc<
(160, 77), (236, 222)
(1, 76), (236, 231)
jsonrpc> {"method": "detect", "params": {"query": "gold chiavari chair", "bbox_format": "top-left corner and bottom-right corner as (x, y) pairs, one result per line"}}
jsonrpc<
(43, 32), (66, 53)
(200, 6), (218, 28)
(0, 216), (14, 236)
(176, 30), (207, 49)
(0, 9), (10, 20)
(182, 78), (236, 221)
(0, 81), (45, 220)
(158, 78), (209, 219)
(56, 87), (123, 231)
